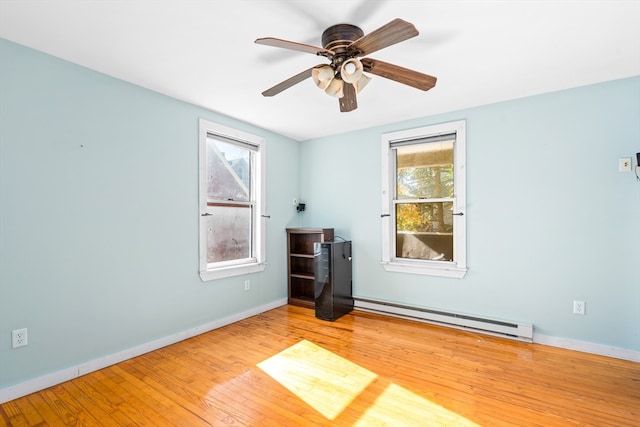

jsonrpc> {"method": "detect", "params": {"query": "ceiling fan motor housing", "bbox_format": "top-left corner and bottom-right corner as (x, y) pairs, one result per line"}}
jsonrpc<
(322, 24), (364, 53)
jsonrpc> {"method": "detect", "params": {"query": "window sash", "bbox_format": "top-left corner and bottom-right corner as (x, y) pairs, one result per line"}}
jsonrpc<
(204, 203), (254, 264)
(392, 136), (456, 263)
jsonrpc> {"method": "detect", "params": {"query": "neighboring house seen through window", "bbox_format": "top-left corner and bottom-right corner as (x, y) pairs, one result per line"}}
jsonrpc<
(199, 119), (266, 281)
(381, 120), (467, 278)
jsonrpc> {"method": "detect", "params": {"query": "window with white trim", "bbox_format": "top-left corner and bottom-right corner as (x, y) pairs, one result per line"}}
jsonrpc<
(199, 119), (266, 281)
(381, 120), (467, 278)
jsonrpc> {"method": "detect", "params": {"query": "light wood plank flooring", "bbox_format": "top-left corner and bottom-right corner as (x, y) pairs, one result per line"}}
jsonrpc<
(1, 305), (638, 426)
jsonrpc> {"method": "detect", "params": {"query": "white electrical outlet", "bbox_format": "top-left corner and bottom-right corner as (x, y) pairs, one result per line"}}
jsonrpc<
(244, 280), (250, 291)
(619, 157), (632, 172)
(293, 197), (298, 206)
(12, 328), (28, 348)
(573, 300), (586, 315)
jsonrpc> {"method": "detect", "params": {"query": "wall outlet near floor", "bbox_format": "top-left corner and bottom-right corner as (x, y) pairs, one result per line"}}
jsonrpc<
(293, 197), (298, 206)
(244, 280), (250, 291)
(12, 328), (28, 348)
(573, 300), (586, 315)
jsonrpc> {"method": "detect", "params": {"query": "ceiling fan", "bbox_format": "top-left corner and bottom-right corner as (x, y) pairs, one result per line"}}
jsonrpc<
(255, 18), (437, 112)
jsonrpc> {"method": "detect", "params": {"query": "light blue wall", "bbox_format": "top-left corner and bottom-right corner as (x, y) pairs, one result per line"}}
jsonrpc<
(299, 76), (640, 351)
(0, 39), (300, 388)
(1, 37), (638, 392)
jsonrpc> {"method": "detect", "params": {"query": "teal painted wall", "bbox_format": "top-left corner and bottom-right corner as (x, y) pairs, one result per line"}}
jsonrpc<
(1, 37), (639, 391)
(299, 76), (640, 351)
(0, 39), (300, 388)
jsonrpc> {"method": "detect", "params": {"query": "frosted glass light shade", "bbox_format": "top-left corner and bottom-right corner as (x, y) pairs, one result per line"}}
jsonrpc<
(341, 58), (363, 84)
(325, 77), (344, 98)
(354, 74), (371, 93)
(312, 65), (335, 90)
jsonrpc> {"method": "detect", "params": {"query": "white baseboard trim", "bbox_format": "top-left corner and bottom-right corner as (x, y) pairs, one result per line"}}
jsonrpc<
(0, 298), (287, 404)
(4, 300), (636, 404)
(534, 333), (640, 362)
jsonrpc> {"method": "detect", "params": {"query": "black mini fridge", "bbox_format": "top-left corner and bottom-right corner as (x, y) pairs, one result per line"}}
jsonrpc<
(314, 240), (353, 321)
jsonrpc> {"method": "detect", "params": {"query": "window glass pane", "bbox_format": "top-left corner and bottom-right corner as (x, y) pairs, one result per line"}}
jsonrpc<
(206, 205), (252, 263)
(396, 141), (453, 199)
(396, 202), (453, 261)
(207, 138), (250, 202)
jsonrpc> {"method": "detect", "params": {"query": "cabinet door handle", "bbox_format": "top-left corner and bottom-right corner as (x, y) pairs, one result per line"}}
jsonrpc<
(452, 212), (464, 216)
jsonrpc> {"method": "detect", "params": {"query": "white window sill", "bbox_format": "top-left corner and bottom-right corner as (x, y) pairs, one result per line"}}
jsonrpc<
(200, 262), (266, 281)
(381, 260), (467, 278)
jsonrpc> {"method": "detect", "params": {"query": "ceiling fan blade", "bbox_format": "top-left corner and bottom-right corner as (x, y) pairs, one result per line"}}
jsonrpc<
(339, 83), (358, 112)
(348, 18), (419, 57)
(255, 37), (333, 58)
(361, 58), (437, 91)
(261, 66), (319, 97)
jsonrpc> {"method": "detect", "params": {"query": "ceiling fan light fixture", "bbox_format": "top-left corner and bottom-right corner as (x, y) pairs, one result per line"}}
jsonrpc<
(324, 77), (344, 98)
(341, 58), (364, 84)
(312, 65), (335, 90)
(257, 19), (436, 111)
(354, 74), (371, 93)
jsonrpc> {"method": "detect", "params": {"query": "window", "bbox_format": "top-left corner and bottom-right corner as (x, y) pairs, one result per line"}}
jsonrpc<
(381, 120), (467, 278)
(199, 119), (266, 281)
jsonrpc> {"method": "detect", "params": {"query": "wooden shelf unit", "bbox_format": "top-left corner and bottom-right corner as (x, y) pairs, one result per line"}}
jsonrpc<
(286, 228), (334, 308)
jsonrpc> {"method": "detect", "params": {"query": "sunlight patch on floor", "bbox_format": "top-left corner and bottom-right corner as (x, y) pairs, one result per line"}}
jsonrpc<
(257, 339), (378, 420)
(258, 339), (480, 425)
(355, 383), (480, 427)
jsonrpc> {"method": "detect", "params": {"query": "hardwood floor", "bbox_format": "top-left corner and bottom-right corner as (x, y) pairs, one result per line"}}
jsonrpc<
(1, 305), (638, 426)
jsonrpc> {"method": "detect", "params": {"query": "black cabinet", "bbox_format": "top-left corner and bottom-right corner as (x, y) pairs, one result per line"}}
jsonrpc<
(314, 240), (353, 321)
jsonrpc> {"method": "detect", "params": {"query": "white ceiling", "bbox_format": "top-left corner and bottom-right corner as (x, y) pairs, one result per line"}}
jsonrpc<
(1, 0), (639, 141)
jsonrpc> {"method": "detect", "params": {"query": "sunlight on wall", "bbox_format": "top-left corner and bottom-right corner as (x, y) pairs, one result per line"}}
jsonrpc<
(257, 340), (377, 420)
(258, 339), (479, 426)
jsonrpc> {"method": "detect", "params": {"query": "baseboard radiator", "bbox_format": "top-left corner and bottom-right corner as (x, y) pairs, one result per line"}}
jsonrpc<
(354, 297), (533, 342)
